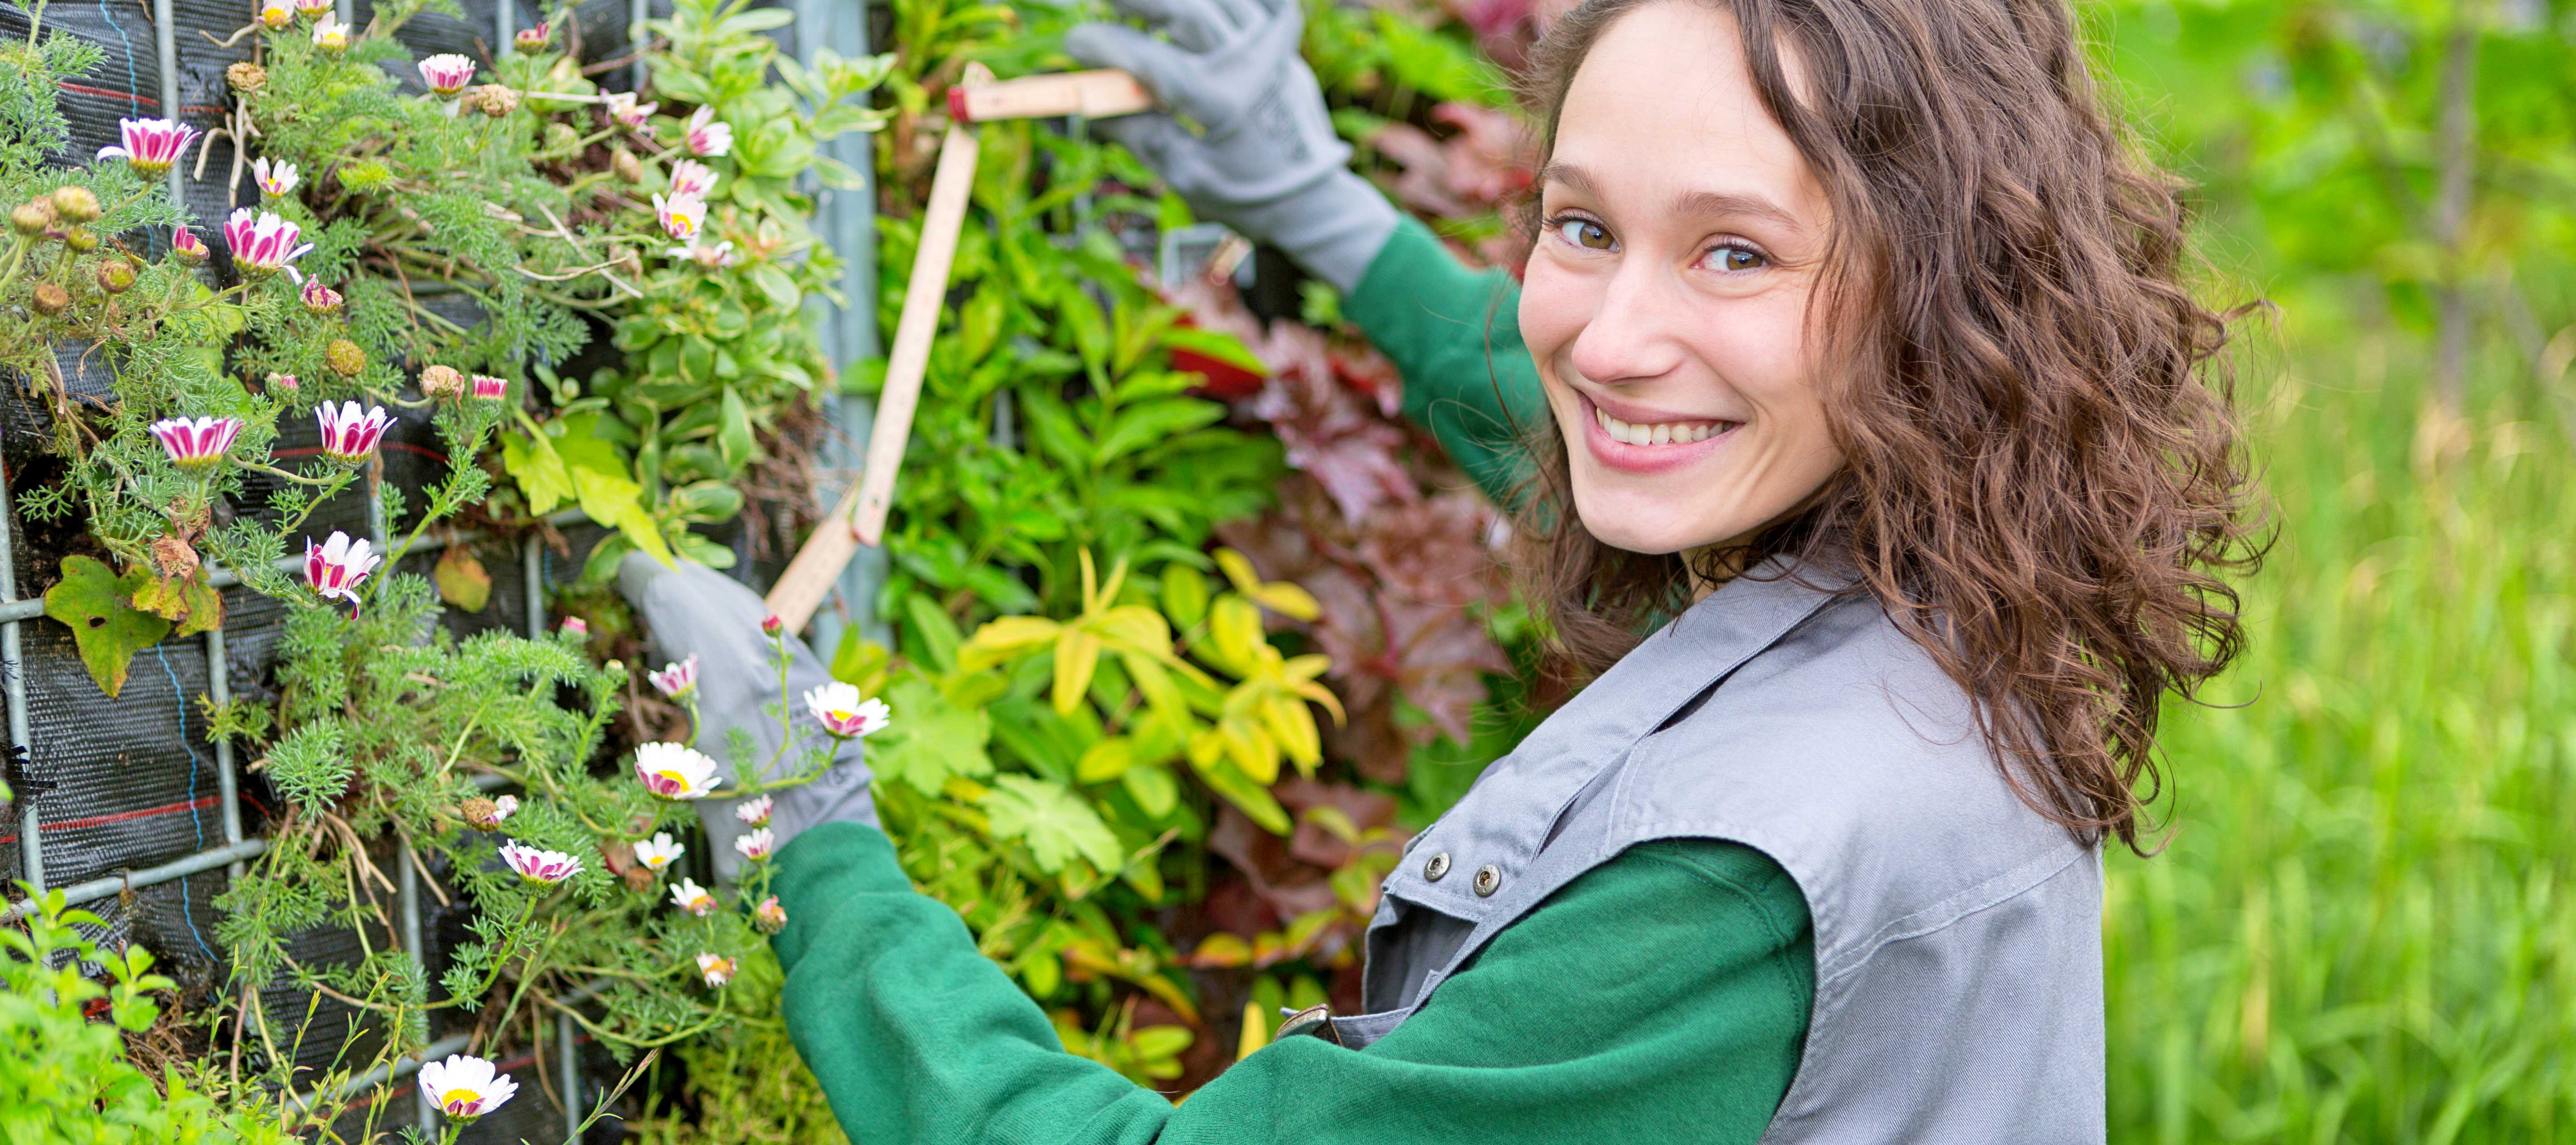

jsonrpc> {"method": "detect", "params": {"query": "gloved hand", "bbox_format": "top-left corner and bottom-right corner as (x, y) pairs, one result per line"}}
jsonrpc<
(619, 553), (877, 881)
(1065, 0), (1399, 292)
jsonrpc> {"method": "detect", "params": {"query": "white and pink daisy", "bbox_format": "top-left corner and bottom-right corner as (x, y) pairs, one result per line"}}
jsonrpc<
(96, 118), (197, 178)
(695, 951), (736, 987)
(417, 1053), (517, 1121)
(470, 374), (507, 401)
(667, 158), (718, 199)
(632, 742), (719, 800)
(314, 401), (390, 464)
(291, 0), (330, 20)
(669, 877), (716, 916)
(148, 416), (242, 472)
(220, 208), (313, 281)
(631, 831), (683, 874)
(733, 827), (775, 863)
(418, 53), (475, 97)
(303, 530), (381, 606)
(498, 839), (582, 884)
(647, 654), (698, 700)
(604, 92), (656, 131)
(753, 895), (786, 932)
(804, 682), (890, 740)
(310, 12), (349, 51)
(651, 193), (704, 243)
(489, 794), (519, 824)
(683, 107), (732, 156)
(251, 156), (297, 197)
(171, 226), (208, 263)
(679, 239), (735, 268)
(734, 794), (773, 828)
(259, 0), (292, 30)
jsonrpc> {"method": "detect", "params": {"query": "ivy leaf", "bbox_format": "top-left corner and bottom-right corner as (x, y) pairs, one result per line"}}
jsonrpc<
(44, 557), (171, 698)
(568, 463), (675, 568)
(501, 427), (576, 515)
(130, 572), (224, 638)
(434, 545), (493, 613)
(871, 677), (993, 796)
(981, 774), (1124, 875)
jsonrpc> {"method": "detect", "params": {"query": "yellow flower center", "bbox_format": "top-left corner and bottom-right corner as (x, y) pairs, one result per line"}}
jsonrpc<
(441, 1088), (479, 1110)
(654, 769), (689, 787)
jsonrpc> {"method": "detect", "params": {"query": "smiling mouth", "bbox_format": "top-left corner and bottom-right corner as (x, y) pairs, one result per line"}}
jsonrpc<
(1592, 405), (1739, 446)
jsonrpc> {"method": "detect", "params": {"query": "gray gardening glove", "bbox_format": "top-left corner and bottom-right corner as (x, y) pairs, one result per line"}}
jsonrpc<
(1065, 0), (1399, 291)
(619, 553), (877, 881)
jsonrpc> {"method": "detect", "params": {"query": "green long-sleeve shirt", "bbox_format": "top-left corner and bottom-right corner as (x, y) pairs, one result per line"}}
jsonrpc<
(769, 216), (1817, 1143)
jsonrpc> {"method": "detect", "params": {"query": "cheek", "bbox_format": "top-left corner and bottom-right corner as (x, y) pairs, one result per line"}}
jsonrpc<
(1516, 254), (1595, 372)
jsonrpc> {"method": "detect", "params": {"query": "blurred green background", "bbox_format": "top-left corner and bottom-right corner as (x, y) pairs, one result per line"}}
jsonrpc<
(2087, 1), (2575, 1139)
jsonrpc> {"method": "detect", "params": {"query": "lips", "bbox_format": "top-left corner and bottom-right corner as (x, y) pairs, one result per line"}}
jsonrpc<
(1577, 392), (1740, 474)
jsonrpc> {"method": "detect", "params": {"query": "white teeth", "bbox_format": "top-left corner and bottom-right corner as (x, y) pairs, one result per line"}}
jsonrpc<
(1594, 406), (1725, 447)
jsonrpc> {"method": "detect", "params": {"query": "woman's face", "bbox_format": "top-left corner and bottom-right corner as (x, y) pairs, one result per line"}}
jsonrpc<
(1518, 1), (1844, 556)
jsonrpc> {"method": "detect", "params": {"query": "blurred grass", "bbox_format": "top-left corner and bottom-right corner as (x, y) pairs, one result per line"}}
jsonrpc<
(2106, 334), (2576, 1141)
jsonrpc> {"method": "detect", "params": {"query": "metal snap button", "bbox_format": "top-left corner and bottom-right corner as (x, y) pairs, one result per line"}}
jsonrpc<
(1424, 852), (1451, 881)
(1473, 864), (1501, 896)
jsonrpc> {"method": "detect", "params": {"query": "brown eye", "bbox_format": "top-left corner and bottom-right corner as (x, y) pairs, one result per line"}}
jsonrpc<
(1711, 245), (1767, 271)
(1554, 218), (1614, 251)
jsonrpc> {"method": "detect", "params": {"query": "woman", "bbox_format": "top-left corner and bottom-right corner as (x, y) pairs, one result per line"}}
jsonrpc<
(623, 0), (2258, 1138)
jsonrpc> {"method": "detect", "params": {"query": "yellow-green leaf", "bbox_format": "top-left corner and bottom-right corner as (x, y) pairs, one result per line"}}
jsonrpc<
(1054, 629), (1103, 715)
(46, 558), (170, 698)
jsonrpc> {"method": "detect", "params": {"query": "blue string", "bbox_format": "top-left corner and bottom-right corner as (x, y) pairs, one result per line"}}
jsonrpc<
(153, 645), (220, 967)
(96, 0), (143, 119)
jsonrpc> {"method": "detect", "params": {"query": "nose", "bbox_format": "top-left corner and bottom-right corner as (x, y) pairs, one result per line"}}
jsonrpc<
(1565, 258), (1688, 387)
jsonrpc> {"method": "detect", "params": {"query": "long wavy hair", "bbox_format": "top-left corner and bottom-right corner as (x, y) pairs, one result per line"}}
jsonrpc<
(1504, 0), (2265, 852)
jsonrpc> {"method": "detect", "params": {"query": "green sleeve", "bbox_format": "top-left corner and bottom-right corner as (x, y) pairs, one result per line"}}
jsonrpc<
(1343, 215), (1546, 506)
(773, 823), (1813, 1145)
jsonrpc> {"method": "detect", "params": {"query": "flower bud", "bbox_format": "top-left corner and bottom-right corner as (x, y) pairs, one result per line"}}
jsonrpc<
(227, 61), (267, 93)
(325, 338), (366, 378)
(545, 122), (580, 154)
(51, 186), (100, 224)
(459, 796), (503, 831)
(266, 372), (299, 393)
(611, 148), (644, 184)
(301, 278), (344, 314)
(762, 613), (784, 637)
(513, 22), (551, 55)
(470, 84), (520, 118)
(95, 258), (136, 294)
(10, 201), (51, 236)
(419, 364), (466, 400)
(62, 227), (99, 253)
(31, 282), (70, 316)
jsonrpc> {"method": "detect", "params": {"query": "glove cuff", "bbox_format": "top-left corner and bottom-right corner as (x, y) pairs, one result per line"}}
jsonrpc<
(1229, 169), (1402, 294)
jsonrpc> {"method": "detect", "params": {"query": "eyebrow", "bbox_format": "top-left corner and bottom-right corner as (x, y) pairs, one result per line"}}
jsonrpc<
(1538, 161), (1809, 234)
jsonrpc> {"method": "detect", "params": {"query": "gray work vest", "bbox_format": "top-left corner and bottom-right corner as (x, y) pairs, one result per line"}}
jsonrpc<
(1298, 560), (2105, 1142)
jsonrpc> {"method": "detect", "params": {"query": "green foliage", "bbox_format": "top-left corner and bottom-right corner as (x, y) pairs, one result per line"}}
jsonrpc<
(0, 887), (284, 1144)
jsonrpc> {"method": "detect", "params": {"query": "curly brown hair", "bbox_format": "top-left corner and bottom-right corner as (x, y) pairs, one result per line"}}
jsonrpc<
(1503, 0), (2266, 852)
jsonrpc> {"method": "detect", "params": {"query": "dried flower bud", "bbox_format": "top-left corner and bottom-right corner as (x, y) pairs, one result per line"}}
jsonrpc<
(613, 248), (644, 279)
(325, 338), (366, 378)
(51, 186), (100, 224)
(419, 364), (466, 400)
(611, 148), (644, 184)
(470, 84), (519, 118)
(10, 201), (51, 236)
(545, 122), (580, 154)
(227, 61), (267, 93)
(95, 258), (136, 294)
(459, 796), (503, 831)
(31, 282), (70, 316)
(300, 278), (343, 314)
(62, 227), (99, 253)
(620, 863), (657, 893)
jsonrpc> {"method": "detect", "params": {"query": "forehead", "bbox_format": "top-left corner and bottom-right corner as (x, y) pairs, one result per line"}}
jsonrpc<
(1551, 2), (1822, 219)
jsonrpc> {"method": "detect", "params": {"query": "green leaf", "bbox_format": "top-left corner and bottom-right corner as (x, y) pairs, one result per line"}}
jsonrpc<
(1157, 326), (1266, 376)
(501, 427), (576, 515)
(1191, 754), (1291, 835)
(901, 593), (963, 673)
(1095, 399), (1227, 465)
(129, 573), (223, 638)
(1121, 764), (1179, 820)
(872, 677), (993, 796)
(981, 774), (1124, 875)
(44, 558), (171, 698)
(568, 464), (676, 567)
(718, 386), (754, 470)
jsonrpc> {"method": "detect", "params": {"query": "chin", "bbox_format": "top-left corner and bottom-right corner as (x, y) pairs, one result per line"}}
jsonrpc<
(1572, 486), (1735, 555)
